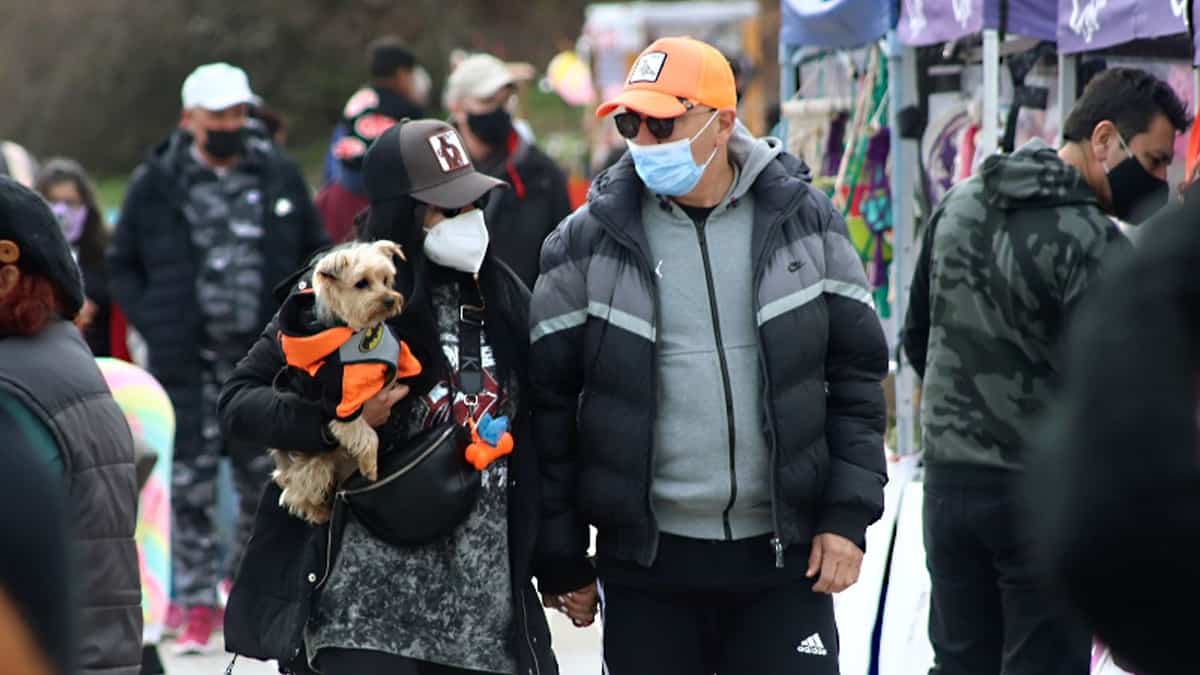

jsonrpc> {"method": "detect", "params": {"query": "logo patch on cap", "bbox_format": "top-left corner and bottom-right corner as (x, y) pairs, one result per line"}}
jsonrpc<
(628, 52), (667, 84)
(429, 130), (470, 173)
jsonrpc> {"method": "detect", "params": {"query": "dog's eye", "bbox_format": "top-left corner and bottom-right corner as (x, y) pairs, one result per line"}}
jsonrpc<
(354, 279), (369, 289)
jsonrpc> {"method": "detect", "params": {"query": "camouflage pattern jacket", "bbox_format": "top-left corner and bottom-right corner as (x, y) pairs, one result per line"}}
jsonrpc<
(902, 139), (1130, 471)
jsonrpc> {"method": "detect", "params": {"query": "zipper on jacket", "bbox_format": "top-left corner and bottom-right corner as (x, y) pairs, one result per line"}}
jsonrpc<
(693, 218), (740, 541)
(595, 216), (662, 563)
(518, 585), (543, 675)
(752, 193), (807, 568)
(315, 499), (340, 589)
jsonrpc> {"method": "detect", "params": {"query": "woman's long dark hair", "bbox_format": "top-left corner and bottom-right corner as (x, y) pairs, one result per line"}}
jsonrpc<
(353, 194), (522, 389)
(34, 158), (108, 270)
(355, 196), (444, 385)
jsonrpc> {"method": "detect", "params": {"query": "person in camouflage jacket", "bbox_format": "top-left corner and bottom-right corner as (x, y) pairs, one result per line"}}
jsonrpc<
(902, 67), (1190, 675)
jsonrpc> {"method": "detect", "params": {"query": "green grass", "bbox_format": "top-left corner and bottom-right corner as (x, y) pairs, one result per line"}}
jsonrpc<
(95, 175), (129, 213)
(291, 139), (332, 189)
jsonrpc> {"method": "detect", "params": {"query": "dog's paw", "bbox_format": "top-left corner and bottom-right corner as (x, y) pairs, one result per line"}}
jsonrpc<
(358, 450), (379, 481)
(302, 501), (332, 525)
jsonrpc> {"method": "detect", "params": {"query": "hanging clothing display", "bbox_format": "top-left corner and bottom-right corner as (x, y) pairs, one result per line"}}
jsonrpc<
(956, 124), (979, 183)
(781, 97), (853, 186)
(823, 46), (895, 318)
(921, 102), (971, 209)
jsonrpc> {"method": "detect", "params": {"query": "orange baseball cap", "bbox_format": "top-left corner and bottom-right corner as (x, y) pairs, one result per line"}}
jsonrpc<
(595, 37), (737, 119)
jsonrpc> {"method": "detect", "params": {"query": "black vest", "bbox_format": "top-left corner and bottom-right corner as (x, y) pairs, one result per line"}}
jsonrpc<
(0, 321), (142, 675)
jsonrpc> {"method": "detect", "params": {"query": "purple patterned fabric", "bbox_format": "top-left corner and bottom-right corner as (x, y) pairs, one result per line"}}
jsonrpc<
(780, 0), (897, 49)
(899, 0), (1058, 46)
(1057, 0), (1194, 60)
(824, 112), (850, 178)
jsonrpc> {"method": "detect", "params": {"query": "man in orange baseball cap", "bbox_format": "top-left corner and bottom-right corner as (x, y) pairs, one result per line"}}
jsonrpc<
(529, 36), (887, 674)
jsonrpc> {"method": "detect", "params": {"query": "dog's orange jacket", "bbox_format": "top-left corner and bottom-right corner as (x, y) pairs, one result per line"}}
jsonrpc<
(276, 290), (421, 421)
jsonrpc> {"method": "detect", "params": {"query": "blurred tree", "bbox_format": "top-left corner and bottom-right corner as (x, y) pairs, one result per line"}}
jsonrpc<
(0, 0), (592, 175)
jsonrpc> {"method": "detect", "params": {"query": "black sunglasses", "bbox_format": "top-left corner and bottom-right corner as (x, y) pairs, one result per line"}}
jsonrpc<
(613, 99), (711, 141)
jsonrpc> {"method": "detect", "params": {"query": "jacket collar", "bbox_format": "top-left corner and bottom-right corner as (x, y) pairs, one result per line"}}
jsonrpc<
(586, 153), (651, 258)
(748, 152), (813, 268)
(142, 129), (270, 198)
(589, 148), (813, 268)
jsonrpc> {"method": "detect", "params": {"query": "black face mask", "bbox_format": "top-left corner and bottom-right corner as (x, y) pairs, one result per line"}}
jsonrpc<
(203, 128), (244, 160)
(466, 108), (513, 148)
(1107, 154), (1168, 224)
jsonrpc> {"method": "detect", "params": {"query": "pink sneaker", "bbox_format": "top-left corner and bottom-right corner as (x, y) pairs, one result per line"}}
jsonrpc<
(173, 605), (219, 655)
(164, 602), (185, 638)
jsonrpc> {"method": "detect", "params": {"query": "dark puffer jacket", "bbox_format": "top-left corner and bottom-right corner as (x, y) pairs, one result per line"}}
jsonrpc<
(528, 151), (888, 586)
(1026, 187), (1200, 675)
(218, 255), (559, 675)
(107, 130), (328, 460)
(0, 320), (142, 675)
(478, 130), (572, 289)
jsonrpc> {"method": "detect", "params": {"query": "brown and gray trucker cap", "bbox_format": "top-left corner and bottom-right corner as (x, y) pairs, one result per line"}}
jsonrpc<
(363, 119), (507, 208)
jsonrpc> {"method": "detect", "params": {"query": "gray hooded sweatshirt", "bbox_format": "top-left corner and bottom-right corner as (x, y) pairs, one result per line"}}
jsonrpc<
(643, 128), (783, 540)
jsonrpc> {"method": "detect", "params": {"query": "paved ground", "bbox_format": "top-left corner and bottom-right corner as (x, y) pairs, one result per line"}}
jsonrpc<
(160, 609), (603, 674)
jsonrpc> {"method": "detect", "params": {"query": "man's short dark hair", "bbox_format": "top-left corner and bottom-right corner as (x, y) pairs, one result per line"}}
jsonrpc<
(369, 36), (416, 79)
(1062, 67), (1191, 143)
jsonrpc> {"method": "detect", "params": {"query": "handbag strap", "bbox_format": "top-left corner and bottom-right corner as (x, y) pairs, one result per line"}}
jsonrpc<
(457, 278), (486, 414)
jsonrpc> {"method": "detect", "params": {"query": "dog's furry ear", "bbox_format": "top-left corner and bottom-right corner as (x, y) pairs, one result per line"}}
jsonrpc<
(315, 251), (348, 282)
(372, 239), (407, 262)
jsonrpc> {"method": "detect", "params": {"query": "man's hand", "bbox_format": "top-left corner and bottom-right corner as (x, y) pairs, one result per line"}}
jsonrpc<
(807, 533), (863, 594)
(542, 582), (599, 627)
(360, 382), (410, 428)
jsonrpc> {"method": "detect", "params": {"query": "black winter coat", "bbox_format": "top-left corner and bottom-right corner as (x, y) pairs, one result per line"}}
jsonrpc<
(1026, 190), (1200, 675)
(217, 254), (560, 674)
(528, 153), (889, 587)
(479, 132), (572, 289)
(107, 131), (328, 459)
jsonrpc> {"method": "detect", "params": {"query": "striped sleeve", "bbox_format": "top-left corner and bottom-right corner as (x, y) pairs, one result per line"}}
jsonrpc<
(528, 214), (595, 594)
(818, 202), (889, 549)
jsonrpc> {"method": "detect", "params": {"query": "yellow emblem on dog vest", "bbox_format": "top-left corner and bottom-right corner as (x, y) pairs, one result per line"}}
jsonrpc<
(359, 324), (384, 353)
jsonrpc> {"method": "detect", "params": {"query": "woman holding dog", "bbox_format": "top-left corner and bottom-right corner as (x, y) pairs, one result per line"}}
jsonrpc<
(219, 119), (590, 675)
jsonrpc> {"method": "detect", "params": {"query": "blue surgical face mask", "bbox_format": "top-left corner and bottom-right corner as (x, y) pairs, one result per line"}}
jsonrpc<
(626, 111), (719, 196)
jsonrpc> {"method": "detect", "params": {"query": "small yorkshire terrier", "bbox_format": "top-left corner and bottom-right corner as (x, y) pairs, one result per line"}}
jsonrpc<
(270, 239), (420, 524)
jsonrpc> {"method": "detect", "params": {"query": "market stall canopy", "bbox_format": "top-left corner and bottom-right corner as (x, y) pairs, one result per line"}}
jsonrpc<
(898, 0), (1058, 46)
(583, 1), (759, 53)
(780, 0), (897, 49)
(1057, 0), (1197, 62)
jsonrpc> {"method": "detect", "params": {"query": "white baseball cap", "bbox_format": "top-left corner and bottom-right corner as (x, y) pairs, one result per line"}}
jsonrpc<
(181, 63), (259, 111)
(444, 53), (521, 105)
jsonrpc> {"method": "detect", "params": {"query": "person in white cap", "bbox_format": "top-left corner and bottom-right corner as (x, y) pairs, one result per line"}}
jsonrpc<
(107, 62), (328, 655)
(444, 52), (571, 289)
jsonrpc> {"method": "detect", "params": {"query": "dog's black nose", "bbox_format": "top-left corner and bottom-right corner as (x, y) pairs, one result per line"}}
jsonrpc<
(382, 296), (396, 307)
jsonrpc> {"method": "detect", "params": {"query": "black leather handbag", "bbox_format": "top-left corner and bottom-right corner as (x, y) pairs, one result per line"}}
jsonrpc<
(334, 292), (488, 547)
(336, 421), (479, 546)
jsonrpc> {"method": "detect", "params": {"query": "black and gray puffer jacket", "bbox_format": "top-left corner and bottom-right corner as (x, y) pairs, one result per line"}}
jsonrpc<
(0, 320), (142, 675)
(528, 145), (888, 587)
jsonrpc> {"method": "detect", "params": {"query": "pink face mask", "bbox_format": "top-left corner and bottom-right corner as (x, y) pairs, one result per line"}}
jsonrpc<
(50, 202), (88, 243)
